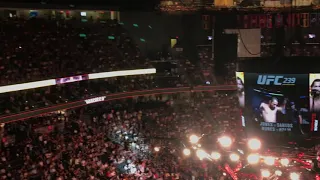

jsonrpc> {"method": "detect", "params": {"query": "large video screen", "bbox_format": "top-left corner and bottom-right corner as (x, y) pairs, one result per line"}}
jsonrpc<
(238, 72), (316, 136)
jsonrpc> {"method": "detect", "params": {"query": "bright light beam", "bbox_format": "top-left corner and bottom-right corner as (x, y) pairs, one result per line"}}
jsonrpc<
(280, 158), (290, 166)
(190, 135), (200, 144)
(230, 153), (240, 162)
(247, 154), (260, 164)
(218, 136), (232, 148)
(261, 170), (271, 178)
(264, 156), (275, 166)
(290, 172), (300, 180)
(183, 148), (191, 156)
(196, 149), (207, 160)
(248, 138), (261, 150)
(211, 152), (221, 160)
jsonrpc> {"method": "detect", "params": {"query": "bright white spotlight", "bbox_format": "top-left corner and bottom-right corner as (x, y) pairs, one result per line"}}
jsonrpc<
(247, 154), (260, 164)
(211, 152), (221, 160)
(196, 149), (207, 160)
(190, 135), (200, 144)
(261, 170), (271, 178)
(218, 136), (232, 148)
(248, 138), (261, 150)
(230, 153), (240, 162)
(290, 172), (300, 180)
(275, 170), (282, 176)
(264, 156), (275, 166)
(183, 148), (191, 156)
(280, 158), (290, 166)
(154, 147), (160, 152)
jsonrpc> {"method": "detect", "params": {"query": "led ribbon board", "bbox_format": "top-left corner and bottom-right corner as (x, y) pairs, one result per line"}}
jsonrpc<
(0, 68), (156, 94)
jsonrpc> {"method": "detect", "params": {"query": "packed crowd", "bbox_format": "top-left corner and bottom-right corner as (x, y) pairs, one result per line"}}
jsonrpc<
(0, 15), (240, 179)
(0, 58), (193, 115)
(0, 92), (239, 179)
(261, 44), (320, 57)
(260, 29), (320, 57)
(0, 17), (151, 86)
(197, 46), (216, 85)
(1, 9), (320, 180)
(0, 15), (241, 117)
(0, 75), (158, 115)
(196, 45), (236, 85)
(223, 61), (236, 85)
(0, 16), (195, 115)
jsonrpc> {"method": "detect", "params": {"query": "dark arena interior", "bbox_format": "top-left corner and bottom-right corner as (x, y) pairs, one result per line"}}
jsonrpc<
(1, 0), (320, 179)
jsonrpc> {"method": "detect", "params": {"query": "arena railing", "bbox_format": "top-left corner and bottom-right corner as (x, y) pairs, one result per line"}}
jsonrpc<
(0, 85), (236, 123)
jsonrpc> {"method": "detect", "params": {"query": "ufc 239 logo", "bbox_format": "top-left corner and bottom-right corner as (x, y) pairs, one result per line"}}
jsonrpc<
(257, 75), (296, 85)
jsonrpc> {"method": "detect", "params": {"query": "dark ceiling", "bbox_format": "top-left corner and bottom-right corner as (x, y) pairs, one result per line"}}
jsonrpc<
(0, 0), (161, 10)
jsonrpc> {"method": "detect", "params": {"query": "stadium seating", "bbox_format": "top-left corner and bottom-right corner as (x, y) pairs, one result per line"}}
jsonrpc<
(0, 92), (240, 179)
(0, 18), (151, 86)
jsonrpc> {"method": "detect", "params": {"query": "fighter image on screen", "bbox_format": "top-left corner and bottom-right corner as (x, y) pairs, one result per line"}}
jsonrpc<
(310, 79), (320, 112)
(259, 97), (287, 123)
(236, 77), (245, 108)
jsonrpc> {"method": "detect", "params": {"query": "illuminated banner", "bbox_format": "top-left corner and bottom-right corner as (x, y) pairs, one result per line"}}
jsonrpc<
(237, 13), (315, 29)
(0, 68), (156, 94)
(199, 0), (318, 8)
(0, 79), (56, 94)
(88, 68), (156, 80)
(203, 13), (320, 30)
(84, 96), (106, 104)
(244, 73), (309, 134)
(56, 74), (89, 85)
